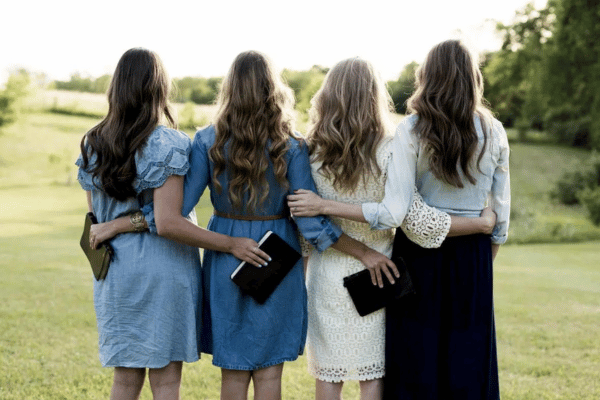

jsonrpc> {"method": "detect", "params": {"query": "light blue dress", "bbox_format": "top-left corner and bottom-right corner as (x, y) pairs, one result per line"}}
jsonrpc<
(146, 125), (342, 370)
(76, 126), (202, 368)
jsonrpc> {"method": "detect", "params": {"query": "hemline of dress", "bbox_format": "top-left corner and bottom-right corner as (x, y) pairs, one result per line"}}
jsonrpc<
(100, 354), (200, 369)
(211, 356), (299, 371)
(308, 369), (386, 383)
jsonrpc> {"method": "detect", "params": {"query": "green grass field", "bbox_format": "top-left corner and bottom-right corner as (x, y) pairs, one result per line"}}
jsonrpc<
(1, 91), (599, 398)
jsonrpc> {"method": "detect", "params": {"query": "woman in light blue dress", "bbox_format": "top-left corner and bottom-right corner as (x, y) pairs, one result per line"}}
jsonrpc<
(97, 50), (398, 400)
(77, 48), (268, 400)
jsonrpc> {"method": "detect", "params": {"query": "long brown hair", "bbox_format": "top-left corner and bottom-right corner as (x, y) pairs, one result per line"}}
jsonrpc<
(307, 58), (393, 192)
(209, 51), (296, 212)
(80, 48), (175, 200)
(407, 40), (491, 188)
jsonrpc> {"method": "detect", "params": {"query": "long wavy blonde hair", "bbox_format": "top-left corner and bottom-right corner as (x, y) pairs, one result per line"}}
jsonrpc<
(407, 40), (492, 188)
(307, 57), (393, 192)
(209, 51), (297, 212)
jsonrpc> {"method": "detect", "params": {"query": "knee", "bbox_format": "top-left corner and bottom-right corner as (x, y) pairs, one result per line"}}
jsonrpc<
(252, 364), (283, 384)
(114, 367), (146, 388)
(149, 362), (182, 388)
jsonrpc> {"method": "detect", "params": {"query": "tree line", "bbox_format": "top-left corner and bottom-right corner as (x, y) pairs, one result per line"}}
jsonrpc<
(9, 0), (599, 151)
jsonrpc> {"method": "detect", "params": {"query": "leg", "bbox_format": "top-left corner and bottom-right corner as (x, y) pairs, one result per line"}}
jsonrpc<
(315, 379), (343, 400)
(148, 361), (182, 400)
(221, 368), (252, 400)
(359, 378), (383, 400)
(252, 363), (284, 400)
(111, 367), (146, 400)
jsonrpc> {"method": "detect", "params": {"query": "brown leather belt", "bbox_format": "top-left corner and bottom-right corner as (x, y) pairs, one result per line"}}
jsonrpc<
(213, 210), (287, 221)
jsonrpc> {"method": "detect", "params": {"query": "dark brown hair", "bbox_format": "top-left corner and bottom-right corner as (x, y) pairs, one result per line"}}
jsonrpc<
(79, 48), (175, 200)
(209, 51), (297, 212)
(307, 58), (393, 192)
(407, 40), (491, 188)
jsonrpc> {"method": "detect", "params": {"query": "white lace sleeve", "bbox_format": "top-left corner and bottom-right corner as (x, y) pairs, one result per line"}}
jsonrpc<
(299, 234), (313, 257)
(400, 187), (451, 248)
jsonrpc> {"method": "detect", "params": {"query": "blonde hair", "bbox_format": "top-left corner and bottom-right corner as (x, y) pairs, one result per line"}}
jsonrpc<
(307, 57), (393, 192)
(209, 51), (297, 212)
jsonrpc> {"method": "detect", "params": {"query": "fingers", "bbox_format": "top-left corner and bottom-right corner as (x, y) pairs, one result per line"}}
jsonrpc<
(388, 259), (400, 279)
(368, 268), (377, 286)
(375, 267), (384, 288)
(238, 242), (271, 268)
(254, 248), (271, 265)
(380, 262), (396, 286)
(368, 259), (400, 287)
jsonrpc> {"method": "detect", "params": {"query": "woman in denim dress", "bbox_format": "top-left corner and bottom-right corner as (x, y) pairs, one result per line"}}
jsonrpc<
(95, 50), (398, 400)
(78, 48), (268, 400)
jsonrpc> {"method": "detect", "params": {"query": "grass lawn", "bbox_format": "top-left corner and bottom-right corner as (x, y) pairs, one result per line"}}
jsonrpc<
(1, 92), (599, 398)
(0, 183), (599, 399)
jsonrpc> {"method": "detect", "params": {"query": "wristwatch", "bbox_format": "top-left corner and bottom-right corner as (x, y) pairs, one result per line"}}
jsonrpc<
(130, 211), (146, 232)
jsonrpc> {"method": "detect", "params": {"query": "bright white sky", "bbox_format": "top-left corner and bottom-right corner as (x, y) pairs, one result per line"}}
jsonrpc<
(0, 0), (547, 84)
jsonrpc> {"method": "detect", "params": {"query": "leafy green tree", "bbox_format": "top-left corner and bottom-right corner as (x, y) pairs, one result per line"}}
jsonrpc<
(282, 66), (328, 113)
(387, 61), (419, 114)
(173, 77), (219, 105)
(542, 0), (600, 148)
(0, 70), (30, 128)
(483, 2), (554, 133)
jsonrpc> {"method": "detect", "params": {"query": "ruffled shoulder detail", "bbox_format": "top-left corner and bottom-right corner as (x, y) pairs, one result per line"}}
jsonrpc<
(75, 152), (98, 191)
(134, 126), (192, 193)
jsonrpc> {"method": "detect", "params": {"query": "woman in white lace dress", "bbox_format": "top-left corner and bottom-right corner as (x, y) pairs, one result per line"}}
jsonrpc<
(295, 58), (495, 400)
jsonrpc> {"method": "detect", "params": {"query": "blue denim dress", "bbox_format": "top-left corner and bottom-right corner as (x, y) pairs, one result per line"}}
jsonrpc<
(147, 125), (342, 370)
(76, 126), (202, 368)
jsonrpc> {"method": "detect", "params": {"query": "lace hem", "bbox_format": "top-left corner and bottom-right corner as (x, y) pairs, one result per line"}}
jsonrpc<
(401, 188), (451, 248)
(308, 362), (385, 383)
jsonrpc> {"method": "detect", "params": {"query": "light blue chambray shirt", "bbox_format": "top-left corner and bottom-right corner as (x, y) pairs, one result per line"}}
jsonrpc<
(362, 114), (511, 245)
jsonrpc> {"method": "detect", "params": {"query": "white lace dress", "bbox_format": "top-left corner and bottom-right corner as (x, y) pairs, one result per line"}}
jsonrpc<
(304, 137), (451, 382)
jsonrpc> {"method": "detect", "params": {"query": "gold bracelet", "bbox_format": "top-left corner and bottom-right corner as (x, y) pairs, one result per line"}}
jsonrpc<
(130, 211), (146, 232)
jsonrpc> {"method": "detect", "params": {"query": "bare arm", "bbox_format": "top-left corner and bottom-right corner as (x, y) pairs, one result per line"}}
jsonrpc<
(153, 175), (270, 267)
(86, 191), (93, 212)
(491, 244), (500, 261)
(288, 189), (367, 222)
(448, 207), (497, 236)
(331, 234), (399, 288)
(290, 189), (497, 237)
(88, 176), (270, 267)
(88, 213), (149, 250)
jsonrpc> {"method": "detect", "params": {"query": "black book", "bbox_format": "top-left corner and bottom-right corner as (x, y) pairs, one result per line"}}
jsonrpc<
(230, 231), (301, 304)
(343, 256), (415, 317)
(80, 212), (114, 280)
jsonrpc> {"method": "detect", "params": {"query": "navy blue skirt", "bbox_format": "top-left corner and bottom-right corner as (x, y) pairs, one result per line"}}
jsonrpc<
(384, 230), (499, 400)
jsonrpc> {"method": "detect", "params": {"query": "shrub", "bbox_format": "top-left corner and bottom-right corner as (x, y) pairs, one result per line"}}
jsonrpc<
(179, 102), (209, 131)
(578, 187), (600, 226)
(552, 152), (600, 205)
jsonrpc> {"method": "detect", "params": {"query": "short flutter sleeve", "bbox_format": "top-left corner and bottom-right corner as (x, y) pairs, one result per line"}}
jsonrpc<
(75, 153), (97, 191)
(133, 126), (192, 194)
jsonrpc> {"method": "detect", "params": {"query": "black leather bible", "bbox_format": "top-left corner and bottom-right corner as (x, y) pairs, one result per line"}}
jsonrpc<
(343, 256), (415, 316)
(230, 231), (301, 303)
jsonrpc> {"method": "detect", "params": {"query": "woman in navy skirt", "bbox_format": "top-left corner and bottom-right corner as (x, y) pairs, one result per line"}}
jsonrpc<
(289, 40), (510, 399)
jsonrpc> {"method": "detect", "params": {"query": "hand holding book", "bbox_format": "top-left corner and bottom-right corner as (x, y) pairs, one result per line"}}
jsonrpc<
(228, 236), (272, 268)
(231, 231), (301, 303)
